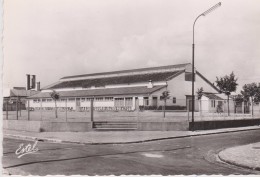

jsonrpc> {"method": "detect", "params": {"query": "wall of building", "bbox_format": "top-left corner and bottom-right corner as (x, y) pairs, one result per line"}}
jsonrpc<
(200, 96), (210, 113)
(195, 74), (218, 94)
(150, 71), (219, 110)
(29, 95), (145, 111)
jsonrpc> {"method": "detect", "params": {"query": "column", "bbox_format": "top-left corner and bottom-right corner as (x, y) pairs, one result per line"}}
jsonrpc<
(132, 97), (136, 110)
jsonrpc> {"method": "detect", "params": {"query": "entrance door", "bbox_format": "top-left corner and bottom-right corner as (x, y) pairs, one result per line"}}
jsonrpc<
(186, 95), (193, 111)
(135, 97), (139, 111)
(152, 97), (158, 107)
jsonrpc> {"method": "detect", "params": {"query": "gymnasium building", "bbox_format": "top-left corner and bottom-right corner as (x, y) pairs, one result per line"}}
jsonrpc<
(28, 63), (222, 111)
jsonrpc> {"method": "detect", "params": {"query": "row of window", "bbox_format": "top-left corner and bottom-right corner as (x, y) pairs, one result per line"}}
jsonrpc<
(33, 97), (178, 103)
(33, 97), (114, 103)
(114, 97), (133, 107)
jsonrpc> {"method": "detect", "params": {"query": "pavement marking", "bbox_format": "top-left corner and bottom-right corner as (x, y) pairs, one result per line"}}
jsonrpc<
(142, 153), (164, 158)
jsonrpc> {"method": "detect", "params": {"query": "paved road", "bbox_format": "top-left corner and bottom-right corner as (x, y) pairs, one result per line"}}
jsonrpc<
(3, 129), (260, 175)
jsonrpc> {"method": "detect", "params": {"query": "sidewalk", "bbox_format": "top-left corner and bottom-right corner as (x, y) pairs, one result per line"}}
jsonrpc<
(3, 125), (260, 144)
(219, 142), (260, 171)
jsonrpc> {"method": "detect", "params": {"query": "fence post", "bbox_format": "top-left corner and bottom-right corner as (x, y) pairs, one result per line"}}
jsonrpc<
(163, 99), (166, 118)
(65, 99), (67, 122)
(187, 99), (190, 122)
(40, 98), (42, 121)
(6, 101), (8, 120)
(137, 98), (139, 123)
(16, 97), (18, 120)
(90, 98), (94, 129)
(28, 100), (30, 121)
(242, 101), (245, 114)
(19, 99), (21, 117)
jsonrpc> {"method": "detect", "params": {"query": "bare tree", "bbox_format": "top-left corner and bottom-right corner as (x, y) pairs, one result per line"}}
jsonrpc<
(50, 90), (60, 118)
(161, 91), (170, 118)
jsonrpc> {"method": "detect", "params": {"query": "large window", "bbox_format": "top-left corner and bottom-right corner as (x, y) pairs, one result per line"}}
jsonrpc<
(47, 99), (52, 102)
(172, 97), (176, 104)
(81, 98), (85, 102)
(125, 97), (133, 107)
(105, 97), (113, 101)
(115, 98), (124, 107)
(33, 99), (40, 103)
(211, 100), (216, 107)
(185, 72), (195, 81)
(68, 98), (75, 102)
(95, 97), (104, 101)
(143, 97), (149, 106)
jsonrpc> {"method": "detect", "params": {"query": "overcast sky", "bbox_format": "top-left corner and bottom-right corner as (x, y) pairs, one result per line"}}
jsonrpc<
(2, 0), (260, 94)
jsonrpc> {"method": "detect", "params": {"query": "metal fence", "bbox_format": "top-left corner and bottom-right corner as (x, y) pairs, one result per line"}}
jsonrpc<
(192, 99), (260, 121)
(2, 98), (260, 123)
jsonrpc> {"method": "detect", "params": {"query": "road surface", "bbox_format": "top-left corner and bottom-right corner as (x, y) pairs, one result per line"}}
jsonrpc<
(3, 129), (260, 175)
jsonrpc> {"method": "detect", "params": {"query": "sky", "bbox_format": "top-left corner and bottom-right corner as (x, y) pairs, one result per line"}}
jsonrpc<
(2, 0), (260, 95)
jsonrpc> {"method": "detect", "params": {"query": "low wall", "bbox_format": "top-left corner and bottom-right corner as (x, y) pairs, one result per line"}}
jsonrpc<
(3, 120), (92, 132)
(191, 119), (260, 130)
(8, 119), (258, 132)
(40, 122), (92, 132)
(137, 122), (188, 131)
(3, 120), (188, 132)
(3, 120), (42, 132)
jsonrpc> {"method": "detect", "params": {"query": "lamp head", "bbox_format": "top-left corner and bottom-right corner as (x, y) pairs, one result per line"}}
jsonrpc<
(202, 2), (221, 16)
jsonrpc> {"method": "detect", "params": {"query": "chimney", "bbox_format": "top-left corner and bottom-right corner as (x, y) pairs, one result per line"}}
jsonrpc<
(31, 75), (36, 89)
(36, 82), (41, 91)
(147, 80), (153, 88)
(26, 74), (31, 90)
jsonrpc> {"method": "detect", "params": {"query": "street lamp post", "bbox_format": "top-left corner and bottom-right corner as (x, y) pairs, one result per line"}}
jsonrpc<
(191, 2), (221, 131)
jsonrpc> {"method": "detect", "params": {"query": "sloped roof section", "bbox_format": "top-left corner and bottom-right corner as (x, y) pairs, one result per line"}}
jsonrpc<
(29, 86), (166, 99)
(9, 89), (40, 97)
(196, 71), (220, 93)
(61, 63), (190, 80)
(48, 71), (182, 89)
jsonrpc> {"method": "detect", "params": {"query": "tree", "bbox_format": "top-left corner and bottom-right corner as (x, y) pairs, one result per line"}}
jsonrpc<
(241, 83), (260, 115)
(161, 90), (170, 118)
(196, 87), (204, 115)
(232, 94), (245, 103)
(216, 72), (238, 116)
(50, 90), (60, 118)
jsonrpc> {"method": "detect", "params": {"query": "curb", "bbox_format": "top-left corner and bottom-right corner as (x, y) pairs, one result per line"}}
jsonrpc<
(4, 126), (260, 145)
(4, 134), (62, 143)
(218, 151), (260, 171)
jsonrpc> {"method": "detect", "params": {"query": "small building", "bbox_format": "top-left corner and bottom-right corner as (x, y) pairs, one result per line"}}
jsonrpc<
(3, 87), (39, 111)
(200, 93), (224, 113)
(28, 63), (221, 111)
